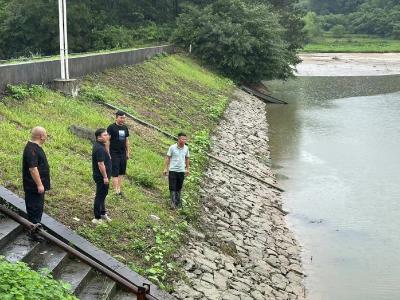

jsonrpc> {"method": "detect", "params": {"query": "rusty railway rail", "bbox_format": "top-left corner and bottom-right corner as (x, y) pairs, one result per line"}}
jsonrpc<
(0, 204), (158, 300)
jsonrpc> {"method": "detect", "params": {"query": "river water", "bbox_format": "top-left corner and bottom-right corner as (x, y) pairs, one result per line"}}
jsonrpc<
(265, 76), (400, 300)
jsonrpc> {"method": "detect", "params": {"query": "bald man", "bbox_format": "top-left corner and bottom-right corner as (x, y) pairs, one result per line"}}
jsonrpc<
(22, 127), (50, 242)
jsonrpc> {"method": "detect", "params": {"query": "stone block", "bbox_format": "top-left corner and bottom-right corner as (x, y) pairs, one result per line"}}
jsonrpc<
(51, 78), (80, 97)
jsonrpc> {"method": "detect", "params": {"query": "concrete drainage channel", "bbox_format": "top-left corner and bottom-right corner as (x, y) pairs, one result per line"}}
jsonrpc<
(0, 187), (174, 300)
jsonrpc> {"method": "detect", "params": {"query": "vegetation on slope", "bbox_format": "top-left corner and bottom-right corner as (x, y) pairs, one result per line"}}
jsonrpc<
(0, 256), (77, 300)
(0, 54), (234, 290)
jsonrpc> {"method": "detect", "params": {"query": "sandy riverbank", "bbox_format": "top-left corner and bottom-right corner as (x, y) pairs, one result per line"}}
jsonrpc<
(172, 90), (305, 300)
(297, 53), (400, 76)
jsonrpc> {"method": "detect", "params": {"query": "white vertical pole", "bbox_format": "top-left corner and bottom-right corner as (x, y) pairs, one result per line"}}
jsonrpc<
(58, 0), (65, 79)
(62, 0), (69, 80)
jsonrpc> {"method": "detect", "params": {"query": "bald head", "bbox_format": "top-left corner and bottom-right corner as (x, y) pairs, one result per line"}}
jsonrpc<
(31, 126), (47, 144)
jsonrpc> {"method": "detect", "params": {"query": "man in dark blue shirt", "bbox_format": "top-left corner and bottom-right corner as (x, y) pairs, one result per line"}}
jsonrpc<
(22, 126), (50, 242)
(92, 128), (112, 224)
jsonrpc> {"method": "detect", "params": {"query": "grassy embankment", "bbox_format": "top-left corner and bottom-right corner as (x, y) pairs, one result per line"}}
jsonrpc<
(303, 34), (400, 53)
(0, 54), (234, 291)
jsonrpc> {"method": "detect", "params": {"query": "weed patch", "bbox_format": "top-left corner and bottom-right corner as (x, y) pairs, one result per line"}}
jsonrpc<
(0, 256), (77, 299)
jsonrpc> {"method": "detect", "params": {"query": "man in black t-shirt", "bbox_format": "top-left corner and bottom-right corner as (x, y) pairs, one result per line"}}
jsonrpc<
(22, 126), (50, 242)
(92, 128), (112, 224)
(107, 110), (130, 196)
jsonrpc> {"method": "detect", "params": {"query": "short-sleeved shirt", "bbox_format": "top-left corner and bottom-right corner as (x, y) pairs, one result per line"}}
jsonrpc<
(92, 141), (112, 181)
(167, 144), (190, 173)
(107, 123), (129, 155)
(22, 141), (51, 192)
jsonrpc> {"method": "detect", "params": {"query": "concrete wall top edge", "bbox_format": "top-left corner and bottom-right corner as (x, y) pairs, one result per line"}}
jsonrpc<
(0, 45), (173, 90)
(0, 44), (171, 68)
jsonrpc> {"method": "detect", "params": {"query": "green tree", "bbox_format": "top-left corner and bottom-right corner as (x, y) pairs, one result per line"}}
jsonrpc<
(303, 11), (323, 42)
(305, 0), (400, 38)
(349, 2), (400, 37)
(173, 0), (300, 83)
(308, 0), (365, 15)
(318, 13), (348, 31)
(262, 0), (305, 60)
(0, 0), (177, 59)
(330, 24), (346, 37)
(0, 0), (58, 59)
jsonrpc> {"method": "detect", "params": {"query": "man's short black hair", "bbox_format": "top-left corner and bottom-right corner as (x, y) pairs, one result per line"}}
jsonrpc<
(95, 128), (107, 139)
(116, 110), (126, 117)
(177, 132), (187, 137)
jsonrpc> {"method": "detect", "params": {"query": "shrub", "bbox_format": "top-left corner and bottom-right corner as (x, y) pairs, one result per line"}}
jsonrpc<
(205, 95), (229, 120)
(331, 24), (346, 38)
(131, 172), (156, 188)
(92, 25), (135, 50)
(6, 84), (45, 100)
(303, 11), (324, 42)
(0, 257), (77, 300)
(79, 85), (121, 103)
(132, 22), (174, 44)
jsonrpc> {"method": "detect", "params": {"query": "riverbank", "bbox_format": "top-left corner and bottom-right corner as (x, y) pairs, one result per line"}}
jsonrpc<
(0, 54), (234, 291)
(173, 90), (305, 299)
(297, 53), (400, 76)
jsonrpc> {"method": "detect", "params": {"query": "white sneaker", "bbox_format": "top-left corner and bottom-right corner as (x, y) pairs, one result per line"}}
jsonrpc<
(91, 218), (103, 225)
(101, 214), (112, 222)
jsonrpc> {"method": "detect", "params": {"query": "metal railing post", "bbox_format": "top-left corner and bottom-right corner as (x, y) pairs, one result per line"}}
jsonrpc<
(58, 0), (65, 79)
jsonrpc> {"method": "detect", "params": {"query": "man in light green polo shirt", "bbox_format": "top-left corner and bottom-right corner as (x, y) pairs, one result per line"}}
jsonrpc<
(163, 132), (190, 208)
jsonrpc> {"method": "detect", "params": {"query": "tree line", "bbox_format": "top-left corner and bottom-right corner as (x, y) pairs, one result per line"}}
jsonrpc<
(301, 0), (400, 40)
(0, 0), (304, 83)
(0, 0), (178, 59)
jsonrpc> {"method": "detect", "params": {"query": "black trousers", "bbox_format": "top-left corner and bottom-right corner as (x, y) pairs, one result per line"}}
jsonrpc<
(168, 171), (185, 191)
(25, 191), (45, 224)
(94, 181), (109, 219)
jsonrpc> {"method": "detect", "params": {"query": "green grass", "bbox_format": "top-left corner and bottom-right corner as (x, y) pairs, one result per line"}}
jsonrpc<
(82, 55), (232, 134)
(303, 34), (400, 53)
(0, 54), (234, 291)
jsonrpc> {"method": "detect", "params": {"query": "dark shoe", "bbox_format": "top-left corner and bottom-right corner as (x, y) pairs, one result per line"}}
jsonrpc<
(28, 232), (45, 242)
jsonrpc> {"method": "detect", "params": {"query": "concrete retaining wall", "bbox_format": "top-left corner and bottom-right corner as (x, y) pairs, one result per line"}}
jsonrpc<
(0, 45), (172, 91)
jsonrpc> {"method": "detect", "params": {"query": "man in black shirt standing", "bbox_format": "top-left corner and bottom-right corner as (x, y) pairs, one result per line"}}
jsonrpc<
(107, 111), (130, 196)
(92, 128), (112, 224)
(22, 126), (50, 242)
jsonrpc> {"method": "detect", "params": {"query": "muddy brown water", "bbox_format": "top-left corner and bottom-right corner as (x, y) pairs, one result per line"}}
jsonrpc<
(265, 76), (400, 300)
